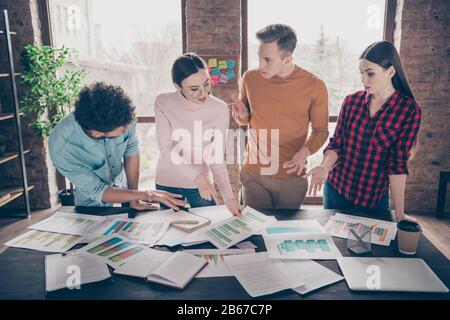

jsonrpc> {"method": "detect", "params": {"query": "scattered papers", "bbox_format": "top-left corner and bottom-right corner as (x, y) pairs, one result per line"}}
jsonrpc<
(203, 207), (276, 249)
(223, 252), (304, 297)
(89, 217), (169, 246)
(263, 220), (328, 236)
(78, 234), (149, 268)
(45, 252), (111, 292)
(263, 234), (342, 260)
(113, 248), (173, 278)
(325, 213), (398, 246)
(5, 229), (83, 252)
(183, 249), (255, 278)
(29, 211), (104, 235)
(274, 260), (344, 295)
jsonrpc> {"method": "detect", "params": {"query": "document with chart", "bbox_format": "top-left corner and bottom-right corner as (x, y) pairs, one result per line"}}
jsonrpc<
(263, 234), (343, 260)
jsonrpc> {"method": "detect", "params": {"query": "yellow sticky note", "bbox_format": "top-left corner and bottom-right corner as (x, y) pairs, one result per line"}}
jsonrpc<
(208, 58), (218, 68)
(218, 60), (227, 69)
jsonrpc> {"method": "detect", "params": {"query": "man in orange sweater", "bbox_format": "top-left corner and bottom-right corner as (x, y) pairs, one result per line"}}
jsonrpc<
(231, 24), (329, 209)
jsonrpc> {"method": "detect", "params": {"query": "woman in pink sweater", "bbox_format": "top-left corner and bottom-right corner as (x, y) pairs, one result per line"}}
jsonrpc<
(154, 53), (241, 216)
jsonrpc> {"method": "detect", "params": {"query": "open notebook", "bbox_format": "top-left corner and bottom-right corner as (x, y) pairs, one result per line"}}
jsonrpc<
(114, 250), (207, 289)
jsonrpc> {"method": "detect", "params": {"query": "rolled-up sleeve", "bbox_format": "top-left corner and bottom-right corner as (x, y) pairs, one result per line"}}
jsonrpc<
(124, 121), (139, 158)
(51, 152), (109, 203)
(387, 105), (421, 175)
(324, 96), (348, 157)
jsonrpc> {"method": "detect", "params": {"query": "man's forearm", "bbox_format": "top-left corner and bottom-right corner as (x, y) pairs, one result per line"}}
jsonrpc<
(124, 154), (140, 190)
(102, 187), (146, 203)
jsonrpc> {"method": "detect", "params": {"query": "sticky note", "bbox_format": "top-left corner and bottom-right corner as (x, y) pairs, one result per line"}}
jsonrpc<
(227, 59), (236, 69)
(226, 69), (236, 79)
(219, 73), (228, 83)
(218, 60), (227, 69)
(211, 75), (220, 85)
(208, 58), (217, 68)
(210, 67), (221, 76)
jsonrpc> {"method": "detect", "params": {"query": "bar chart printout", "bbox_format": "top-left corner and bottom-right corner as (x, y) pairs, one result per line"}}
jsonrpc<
(5, 229), (83, 252)
(264, 234), (343, 260)
(28, 211), (105, 235)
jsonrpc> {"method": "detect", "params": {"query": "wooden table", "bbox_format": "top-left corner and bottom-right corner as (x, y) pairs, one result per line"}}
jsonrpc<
(0, 207), (449, 300)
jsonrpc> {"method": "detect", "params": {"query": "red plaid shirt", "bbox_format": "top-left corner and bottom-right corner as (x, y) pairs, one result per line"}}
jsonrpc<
(324, 90), (421, 208)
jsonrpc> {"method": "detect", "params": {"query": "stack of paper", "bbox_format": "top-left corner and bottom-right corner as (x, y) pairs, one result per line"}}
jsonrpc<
(45, 252), (111, 292)
(325, 213), (398, 246)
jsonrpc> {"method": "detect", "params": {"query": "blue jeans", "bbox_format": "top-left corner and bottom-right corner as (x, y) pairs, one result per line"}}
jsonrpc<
(155, 184), (216, 210)
(323, 181), (389, 211)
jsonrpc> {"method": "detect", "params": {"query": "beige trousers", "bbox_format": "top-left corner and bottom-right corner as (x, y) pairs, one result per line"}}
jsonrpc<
(240, 170), (309, 209)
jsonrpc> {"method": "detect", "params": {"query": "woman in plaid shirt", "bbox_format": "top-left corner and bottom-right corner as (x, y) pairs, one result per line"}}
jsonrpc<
(305, 41), (421, 222)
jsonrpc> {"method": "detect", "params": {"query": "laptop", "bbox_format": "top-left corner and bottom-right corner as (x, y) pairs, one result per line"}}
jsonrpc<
(337, 257), (449, 293)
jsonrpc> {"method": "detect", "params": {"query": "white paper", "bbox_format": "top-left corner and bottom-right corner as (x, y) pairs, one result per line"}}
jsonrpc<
(263, 234), (343, 260)
(113, 248), (172, 278)
(273, 259), (344, 295)
(5, 229), (83, 252)
(263, 220), (328, 236)
(223, 252), (304, 297)
(325, 213), (398, 246)
(182, 249), (255, 278)
(29, 211), (105, 235)
(78, 234), (150, 267)
(89, 217), (169, 246)
(188, 205), (233, 223)
(203, 206), (276, 249)
(45, 252), (111, 292)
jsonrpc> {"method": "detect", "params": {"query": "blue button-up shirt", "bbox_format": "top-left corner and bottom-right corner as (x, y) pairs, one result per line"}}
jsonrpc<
(49, 113), (139, 207)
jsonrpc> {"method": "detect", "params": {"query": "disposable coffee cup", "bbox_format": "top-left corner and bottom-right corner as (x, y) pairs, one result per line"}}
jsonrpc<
(397, 220), (421, 255)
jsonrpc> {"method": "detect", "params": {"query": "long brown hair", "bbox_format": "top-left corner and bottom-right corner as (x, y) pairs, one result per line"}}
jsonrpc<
(360, 41), (419, 159)
(360, 41), (415, 100)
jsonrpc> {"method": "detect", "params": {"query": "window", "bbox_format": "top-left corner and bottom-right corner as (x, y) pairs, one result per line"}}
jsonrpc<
(48, 0), (183, 190)
(246, 0), (387, 201)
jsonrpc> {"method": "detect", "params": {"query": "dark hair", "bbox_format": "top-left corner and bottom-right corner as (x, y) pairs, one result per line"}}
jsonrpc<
(74, 82), (135, 132)
(256, 24), (297, 54)
(172, 53), (207, 86)
(360, 41), (415, 100)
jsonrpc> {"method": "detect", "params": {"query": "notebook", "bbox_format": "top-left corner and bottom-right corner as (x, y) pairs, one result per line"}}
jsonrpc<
(45, 252), (111, 292)
(114, 249), (207, 289)
(146, 251), (208, 289)
(337, 257), (449, 293)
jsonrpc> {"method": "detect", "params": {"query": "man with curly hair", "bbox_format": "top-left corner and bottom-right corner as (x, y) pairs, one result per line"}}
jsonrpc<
(49, 82), (186, 210)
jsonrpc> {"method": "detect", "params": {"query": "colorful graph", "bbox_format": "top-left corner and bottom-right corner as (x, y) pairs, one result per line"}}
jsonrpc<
(98, 242), (133, 257)
(87, 237), (122, 254)
(109, 246), (144, 263)
(277, 239), (331, 255)
(102, 220), (165, 239)
(326, 219), (388, 242)
(30, 213), (102, 235)
(6, 230), (82, 252)
(206, 219), (251, 247)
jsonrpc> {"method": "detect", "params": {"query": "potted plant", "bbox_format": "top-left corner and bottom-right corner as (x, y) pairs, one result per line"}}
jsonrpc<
(0, 134), (6, 157)
(20, 44), (87, 205)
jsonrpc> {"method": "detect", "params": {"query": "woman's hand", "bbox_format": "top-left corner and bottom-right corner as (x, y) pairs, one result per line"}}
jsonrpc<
(302, 165), (330, 196)
(225, 198), (243, 216)
(396, 212), (418, 223)
(195, 173), (219, 204)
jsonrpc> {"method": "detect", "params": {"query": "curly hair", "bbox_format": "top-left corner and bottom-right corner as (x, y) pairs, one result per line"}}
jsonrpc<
(74, 82), (135, 132)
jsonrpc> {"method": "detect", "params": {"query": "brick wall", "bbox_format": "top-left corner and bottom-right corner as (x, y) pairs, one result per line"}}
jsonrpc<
(185, 0), (242, 202)
(396, 0), (450, 213)
(0, 0), (59, 211)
